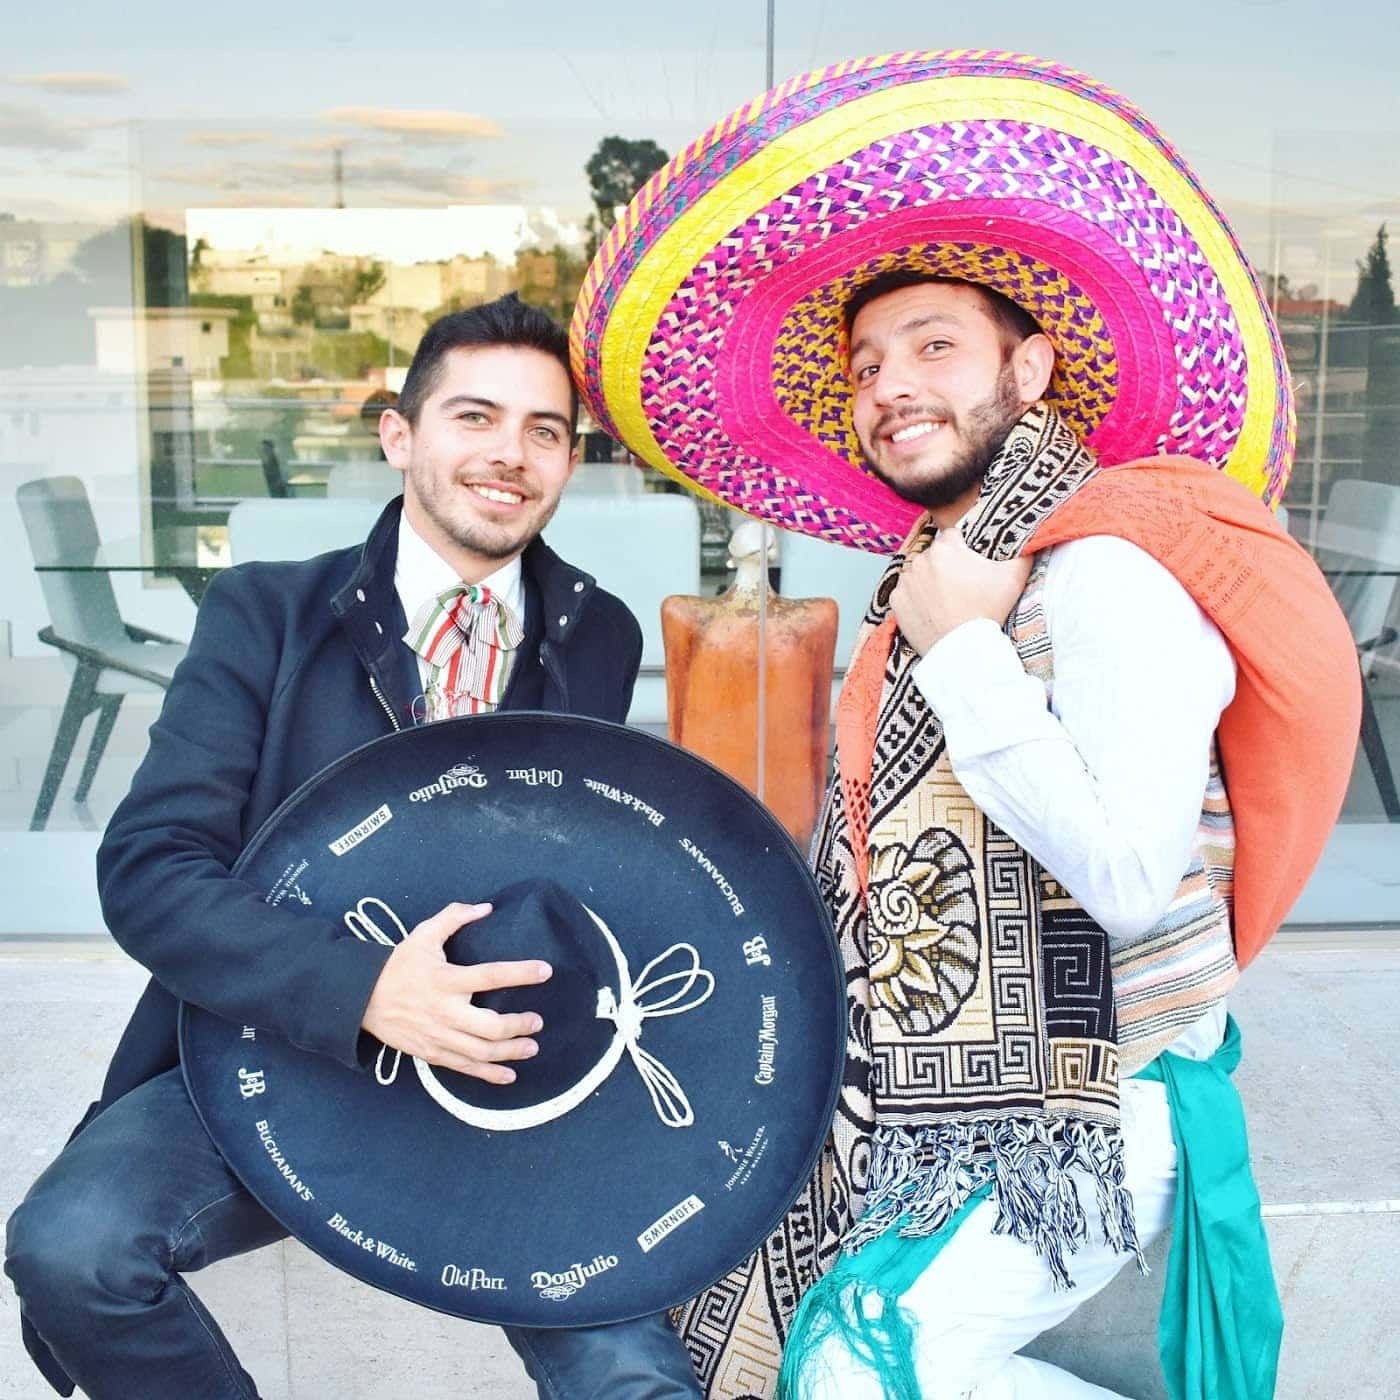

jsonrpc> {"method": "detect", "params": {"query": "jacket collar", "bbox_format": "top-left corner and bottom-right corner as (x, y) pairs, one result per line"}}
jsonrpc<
(330, 497), (600, 720)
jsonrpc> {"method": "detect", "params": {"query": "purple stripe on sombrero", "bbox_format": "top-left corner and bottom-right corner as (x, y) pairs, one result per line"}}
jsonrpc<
(594, 54), (1143, 302)
(578, 51), (1261, 381)
(721, 124), (1245, 463)
(576, 53), (1292, 508)
(710, 205), (1175, 517)
(639, 126), (1252, 502)
(576, 57), (1288, 504)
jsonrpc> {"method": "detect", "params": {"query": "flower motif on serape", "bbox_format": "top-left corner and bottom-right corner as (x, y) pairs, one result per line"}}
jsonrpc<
(867, 830), (981, 1035)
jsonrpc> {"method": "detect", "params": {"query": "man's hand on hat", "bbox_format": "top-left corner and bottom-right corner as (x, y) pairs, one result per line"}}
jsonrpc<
(361, 901), (551, 1084)
(891, 521), (1033, 657)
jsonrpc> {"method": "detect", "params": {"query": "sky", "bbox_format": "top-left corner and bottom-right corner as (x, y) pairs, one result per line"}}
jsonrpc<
(2, 0), (1397, 293)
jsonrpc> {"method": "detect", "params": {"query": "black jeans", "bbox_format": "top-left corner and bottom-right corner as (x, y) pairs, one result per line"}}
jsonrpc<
(5, 1069), (700, 1399)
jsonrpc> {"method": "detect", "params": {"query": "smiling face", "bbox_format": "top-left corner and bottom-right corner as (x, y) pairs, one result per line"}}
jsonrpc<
(847, 281), (1053, 521)
(380, 345), (578, 582)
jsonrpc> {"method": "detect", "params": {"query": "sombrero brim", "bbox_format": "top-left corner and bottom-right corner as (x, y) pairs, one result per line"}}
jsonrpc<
(180, 714), (845, 1328)
(571, 51), (1293, 552)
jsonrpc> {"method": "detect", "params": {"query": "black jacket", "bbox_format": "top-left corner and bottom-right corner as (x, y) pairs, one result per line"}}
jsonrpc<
(92, 497), (642, 1114)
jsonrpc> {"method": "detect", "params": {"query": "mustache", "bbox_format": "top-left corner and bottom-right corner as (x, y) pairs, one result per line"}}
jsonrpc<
(869, 404), (957, 440)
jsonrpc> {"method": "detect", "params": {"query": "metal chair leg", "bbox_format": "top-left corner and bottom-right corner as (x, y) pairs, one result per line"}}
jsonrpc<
(74, 692), (123, 804)
(1359, 673), (1400, 821)
(30, 663), (101, 831)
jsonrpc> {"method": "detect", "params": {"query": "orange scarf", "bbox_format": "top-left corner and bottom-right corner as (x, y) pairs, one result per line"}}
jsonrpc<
(837, 457), (1360, 968)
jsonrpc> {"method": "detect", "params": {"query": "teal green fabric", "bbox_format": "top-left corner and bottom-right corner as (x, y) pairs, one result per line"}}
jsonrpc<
(778, 1016), (1280, 1400)
(1136, 1015), (1282, 1400)
(776, 1185), (992, 1400)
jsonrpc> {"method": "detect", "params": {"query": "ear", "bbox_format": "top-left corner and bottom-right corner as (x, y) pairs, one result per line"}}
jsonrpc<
(379, 408), (412, 474)
(565, 436), (581, 481)
(1012, 333), (1056, 405)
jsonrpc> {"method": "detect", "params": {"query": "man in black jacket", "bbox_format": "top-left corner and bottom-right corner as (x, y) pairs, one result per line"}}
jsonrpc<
(5, 296), (702, 1399)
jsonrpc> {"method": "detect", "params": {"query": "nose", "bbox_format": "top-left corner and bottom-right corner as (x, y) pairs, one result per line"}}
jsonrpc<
(486, 422), (529, 473)
(871, 351), (918, 408)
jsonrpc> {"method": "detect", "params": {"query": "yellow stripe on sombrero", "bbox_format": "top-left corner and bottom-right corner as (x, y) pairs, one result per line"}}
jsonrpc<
(599, 70), (1279, 499)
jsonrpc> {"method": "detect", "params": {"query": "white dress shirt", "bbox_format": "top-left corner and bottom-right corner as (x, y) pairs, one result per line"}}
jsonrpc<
(911, 535), (1235, 1061)
(393, 512), (526, 693)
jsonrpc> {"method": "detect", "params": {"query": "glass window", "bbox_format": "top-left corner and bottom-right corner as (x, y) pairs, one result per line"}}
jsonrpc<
(1, 6), (1394, 934)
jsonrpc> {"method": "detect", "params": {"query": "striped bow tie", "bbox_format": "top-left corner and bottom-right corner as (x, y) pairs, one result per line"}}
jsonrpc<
(404, 582), (524, 721)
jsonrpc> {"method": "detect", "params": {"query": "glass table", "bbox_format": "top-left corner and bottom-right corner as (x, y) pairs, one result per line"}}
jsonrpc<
(33, 525), (231, 605)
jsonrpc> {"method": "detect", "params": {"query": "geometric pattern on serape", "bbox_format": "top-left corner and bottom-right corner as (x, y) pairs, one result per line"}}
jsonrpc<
(1046, 1040), (1120, 1118)
(974, 404), (1103, 558)
(672, 404), (1238, 1396)
(574, 50), (1296, 559)
(866, 825), (981, 1038)
(862, 411), (1110, 1136)
(771, 236), (1118, 471)
(866, 637), (946, 826)
(1038, 906), (1121, 1122)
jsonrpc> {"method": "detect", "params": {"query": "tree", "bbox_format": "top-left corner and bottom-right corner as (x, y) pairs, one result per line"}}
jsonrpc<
(585, 135), (669, 234)
(346, 258), (386, 306)
(1348, 224), (1396, 328)
(290, 283), (316, 326)
(71, 217), (188, 308)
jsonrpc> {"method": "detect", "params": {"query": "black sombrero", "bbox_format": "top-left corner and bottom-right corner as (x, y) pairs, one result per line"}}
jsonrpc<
(179, 713), (844, 1328)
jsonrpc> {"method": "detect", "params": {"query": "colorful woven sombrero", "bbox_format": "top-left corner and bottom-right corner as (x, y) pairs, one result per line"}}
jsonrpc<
(571, 51), (1293, 552)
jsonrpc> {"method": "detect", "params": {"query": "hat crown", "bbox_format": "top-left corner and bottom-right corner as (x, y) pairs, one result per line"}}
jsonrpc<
(443, 879), (620, 1112)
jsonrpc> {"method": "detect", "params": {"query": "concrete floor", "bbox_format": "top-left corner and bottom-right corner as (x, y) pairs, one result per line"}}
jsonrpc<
(1, 941), (1398, 1399)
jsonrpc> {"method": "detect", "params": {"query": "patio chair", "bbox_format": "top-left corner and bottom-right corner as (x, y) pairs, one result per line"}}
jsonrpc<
(259, 439), (290, 498)
(17, 476), (188, 830)
(325, 460), (403, 502)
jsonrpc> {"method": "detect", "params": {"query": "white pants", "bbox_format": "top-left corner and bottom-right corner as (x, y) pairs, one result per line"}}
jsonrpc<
(803, 1077), (1178, 1400)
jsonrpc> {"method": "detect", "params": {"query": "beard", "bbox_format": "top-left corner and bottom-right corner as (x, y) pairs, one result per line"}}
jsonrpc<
(408, 467), (563, 562)
(861, 363), (1026, 511)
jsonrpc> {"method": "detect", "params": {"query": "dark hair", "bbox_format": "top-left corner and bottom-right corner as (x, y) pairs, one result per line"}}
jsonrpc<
(396, 293), (578, 430)
(842, 271), (1043, 351)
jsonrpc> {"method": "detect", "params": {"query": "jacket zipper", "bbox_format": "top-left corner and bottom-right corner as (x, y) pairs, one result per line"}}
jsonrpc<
(369, 677), (402, 732)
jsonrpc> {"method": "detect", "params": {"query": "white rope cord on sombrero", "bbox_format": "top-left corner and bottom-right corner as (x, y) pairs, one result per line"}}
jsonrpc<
(343, 898), (410, 1087)
(343, 897), (716, 1130)
(598, 944), (715, 1126)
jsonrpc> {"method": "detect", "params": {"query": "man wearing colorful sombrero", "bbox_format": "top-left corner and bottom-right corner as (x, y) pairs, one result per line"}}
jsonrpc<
(573, 51), (1361, 1399)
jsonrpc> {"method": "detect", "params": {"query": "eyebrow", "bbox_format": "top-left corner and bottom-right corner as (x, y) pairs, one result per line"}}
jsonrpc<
(848, 311), (964, 364)
(438, 394), (571, 430)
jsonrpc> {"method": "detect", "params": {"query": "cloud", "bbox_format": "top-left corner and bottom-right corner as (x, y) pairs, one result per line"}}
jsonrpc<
(0, 102), (85, 150)
(337, 156), (522, 200)
(186, 131), (277, 149)
(324, 107), (504, 141)
(150, 155), (525, 205)
(50, 165), (124, 182)
(292, 135), (358, 155)
(10, 72), (130, 96)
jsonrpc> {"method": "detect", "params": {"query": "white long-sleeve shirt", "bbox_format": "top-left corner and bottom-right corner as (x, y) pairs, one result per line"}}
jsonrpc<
(911, 534), (1234, 1061)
